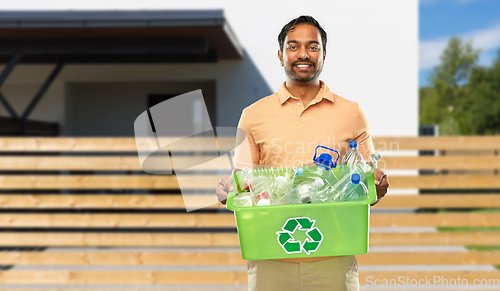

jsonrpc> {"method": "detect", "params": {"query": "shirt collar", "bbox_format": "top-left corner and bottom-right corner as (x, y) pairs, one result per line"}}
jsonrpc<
(277, 80), (335, 105)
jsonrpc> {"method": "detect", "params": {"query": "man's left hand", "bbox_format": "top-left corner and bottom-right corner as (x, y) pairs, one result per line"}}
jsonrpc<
(373, 168), (389, 199)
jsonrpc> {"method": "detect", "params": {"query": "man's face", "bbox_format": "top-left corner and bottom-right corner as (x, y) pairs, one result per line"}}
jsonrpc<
(278, 23), (326, 83)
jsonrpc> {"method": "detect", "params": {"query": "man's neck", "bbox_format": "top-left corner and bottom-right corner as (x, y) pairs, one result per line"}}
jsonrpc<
(285, 79), (321, 107)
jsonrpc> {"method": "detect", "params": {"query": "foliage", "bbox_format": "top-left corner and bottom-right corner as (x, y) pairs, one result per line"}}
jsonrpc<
(420, 37), (500, 135)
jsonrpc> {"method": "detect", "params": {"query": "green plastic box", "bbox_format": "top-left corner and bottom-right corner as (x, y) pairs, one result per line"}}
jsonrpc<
(226, 167), (377, 260)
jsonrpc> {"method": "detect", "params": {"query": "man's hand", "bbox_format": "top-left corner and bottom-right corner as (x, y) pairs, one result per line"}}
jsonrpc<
(216, 175), (234, 205)
(373, 168), (389, 199)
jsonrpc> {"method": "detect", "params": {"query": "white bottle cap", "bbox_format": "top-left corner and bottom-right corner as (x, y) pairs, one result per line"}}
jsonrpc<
(257, 198), (271, 206)
(314, 178), (324, 188)
(275, 176), (287, 185)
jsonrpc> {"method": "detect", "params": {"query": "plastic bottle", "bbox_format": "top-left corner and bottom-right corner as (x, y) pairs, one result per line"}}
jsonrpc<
(370, 152), (381, 169)
(233, 193), (253, 207)
(290, 146), (339, 191)
(281, 180), (322, 204)
(311, 185), (335, 203)
(341, 141), (366, 169)
(247, 173), (272, 205)
(257, 198), (271, 206)
(339, 173), (368, 202)
(270, 176), (290, 203)
(363, 151), (382, 177)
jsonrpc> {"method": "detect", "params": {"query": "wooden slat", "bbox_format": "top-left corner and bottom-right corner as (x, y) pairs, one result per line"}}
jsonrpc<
(0, 194), (223, 209)
(357, 251), (500, 265)
(378, 194), (500, 208)
(0, 290), (244, 291)
(0, 175), (211, 189)
(0, 175), (499, 189)
(1, 213), (500, 228)
(0, 194), (498, 209)
(0, 270), (248, 285)
(369, 232), (500, 246)
(0, 232), (497, 247)
(388, 175), (500, 189)
(0, 156), (231, 171)
(1, 136), (500, 151)
(0, 233), (240, 247)
(373, 136), (500, 150)
(0, 213), (235, 228)
(0, 270), (498, 285)
(0, 137), (236, 152)
(1, 155), (498, 171)
(358, 271), (500, 284)
(371, 213), (500, 227)
(0, 251), (245, 266)
(2, 251), (500, 266)
(0, 290), (243, 291)
(381, 156), (500, 170)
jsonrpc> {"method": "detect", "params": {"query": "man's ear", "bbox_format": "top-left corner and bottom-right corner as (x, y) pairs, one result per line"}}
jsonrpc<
(278, 50), (283, 66)
(323, 50), (326, 61)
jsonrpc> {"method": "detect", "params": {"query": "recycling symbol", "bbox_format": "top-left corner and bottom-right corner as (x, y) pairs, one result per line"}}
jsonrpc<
(276, 216), (324, 255)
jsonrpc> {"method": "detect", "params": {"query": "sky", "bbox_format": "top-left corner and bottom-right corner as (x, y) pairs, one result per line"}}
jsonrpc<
(419, 0), (500, 87)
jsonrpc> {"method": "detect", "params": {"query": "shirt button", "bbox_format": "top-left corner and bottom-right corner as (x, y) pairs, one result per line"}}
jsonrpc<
(297, 102), (301, 106)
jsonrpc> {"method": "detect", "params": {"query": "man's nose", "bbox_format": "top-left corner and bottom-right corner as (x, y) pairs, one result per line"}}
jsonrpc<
(298, 47), (309, 59)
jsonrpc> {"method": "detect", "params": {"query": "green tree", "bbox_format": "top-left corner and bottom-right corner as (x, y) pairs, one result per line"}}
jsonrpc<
(461, 50), (500, 135)
(420, 37), (481, 135)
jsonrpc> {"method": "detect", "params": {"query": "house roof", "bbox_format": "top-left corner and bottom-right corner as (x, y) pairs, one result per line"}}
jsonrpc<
(0, 10), (243, 63)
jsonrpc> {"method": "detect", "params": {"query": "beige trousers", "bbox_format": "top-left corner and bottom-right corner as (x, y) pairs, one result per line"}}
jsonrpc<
(247, 255), (359, 291)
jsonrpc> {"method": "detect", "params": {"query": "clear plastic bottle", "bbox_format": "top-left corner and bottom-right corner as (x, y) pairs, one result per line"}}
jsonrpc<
(257, 198), (271, 206)
(341, 141), (366, 169)
(370, 152), (381, 169)
(364, 151), (382, 176)
(270, 176), (290, 204)
(291, 145), (340, 189)
(247, 173), (271, 205)
(339, 173), (368, 202)
(311, 184), (335, 203)
(233, 193), (253, 207)
(281, 180), (322, 204)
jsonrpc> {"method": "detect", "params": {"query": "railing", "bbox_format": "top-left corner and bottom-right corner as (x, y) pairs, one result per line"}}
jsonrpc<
(0, 137), (498, 289)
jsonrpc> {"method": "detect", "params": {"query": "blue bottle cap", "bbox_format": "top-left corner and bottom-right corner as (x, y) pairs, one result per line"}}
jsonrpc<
(295, 167), (303, 176)
(349, 141), (358, 148)
(315, 153), (334, 170)
(351, 173), (360, 184)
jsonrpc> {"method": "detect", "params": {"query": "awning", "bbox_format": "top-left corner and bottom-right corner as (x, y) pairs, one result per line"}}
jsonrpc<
(0, 10), (243, 63)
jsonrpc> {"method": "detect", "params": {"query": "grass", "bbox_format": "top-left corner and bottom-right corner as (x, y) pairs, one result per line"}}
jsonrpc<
(465, 246), (500, 251)
(437, 208), (500, 213)
(437, 226), (500, 232)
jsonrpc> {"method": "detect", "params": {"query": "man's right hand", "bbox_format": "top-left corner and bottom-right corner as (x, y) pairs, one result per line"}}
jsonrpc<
(216, 175), (234, 205)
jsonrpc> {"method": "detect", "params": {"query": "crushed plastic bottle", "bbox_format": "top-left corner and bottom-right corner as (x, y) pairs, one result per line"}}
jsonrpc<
(338, 173), (368, 202)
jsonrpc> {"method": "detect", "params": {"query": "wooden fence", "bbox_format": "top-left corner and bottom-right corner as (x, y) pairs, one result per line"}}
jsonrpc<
(0, 136), (498, 290)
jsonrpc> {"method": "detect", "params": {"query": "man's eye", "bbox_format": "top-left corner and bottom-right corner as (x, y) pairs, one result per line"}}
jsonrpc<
(288, 46), (297, 50)
(309, 46), (319, 50)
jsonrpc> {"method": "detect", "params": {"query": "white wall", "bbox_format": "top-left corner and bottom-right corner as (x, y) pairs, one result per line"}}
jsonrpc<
(0, 0), (418, 137)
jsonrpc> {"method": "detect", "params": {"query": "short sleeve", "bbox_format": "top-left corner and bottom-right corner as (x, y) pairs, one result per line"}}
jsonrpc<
(233, 109), (260, 169)
(354, 104), (375, 161)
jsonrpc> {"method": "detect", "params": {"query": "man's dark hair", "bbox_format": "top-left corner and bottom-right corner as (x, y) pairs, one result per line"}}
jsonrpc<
(278, 15), (327, 53)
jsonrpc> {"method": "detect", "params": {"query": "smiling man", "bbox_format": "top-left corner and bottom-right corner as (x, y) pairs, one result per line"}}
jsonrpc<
(216, 15), (389, 291)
